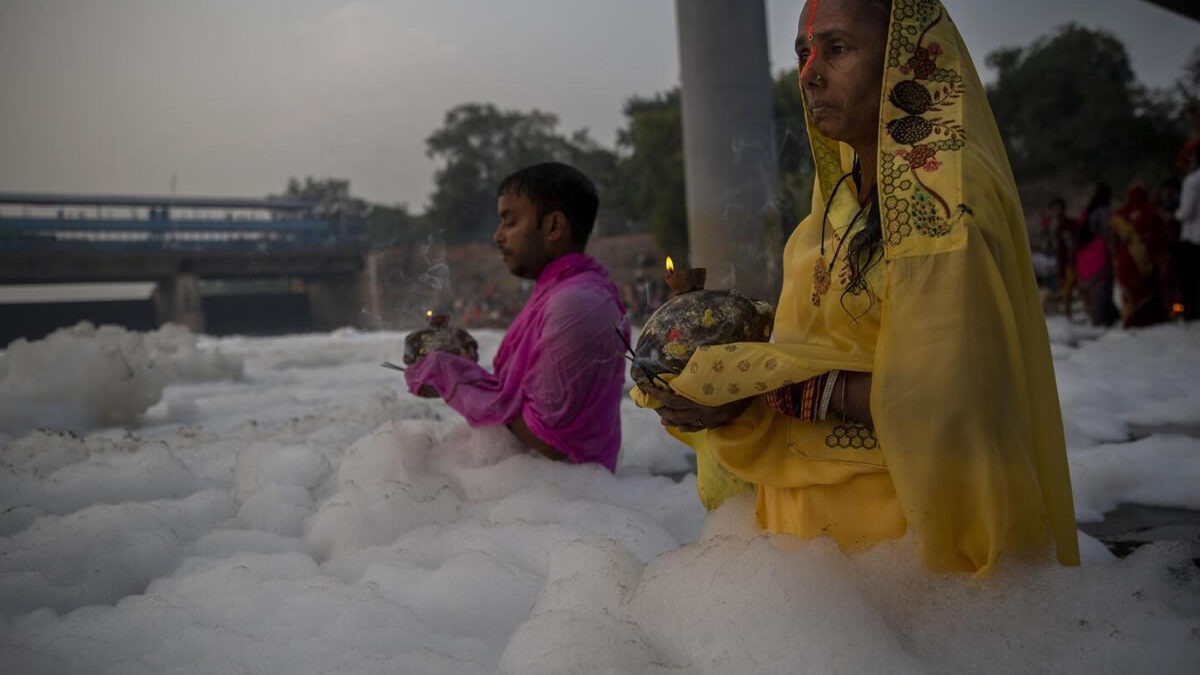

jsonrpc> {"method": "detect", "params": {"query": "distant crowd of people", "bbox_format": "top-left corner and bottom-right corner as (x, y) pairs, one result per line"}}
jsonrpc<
(619, 274), (669, 325)
(1034, 140), (1200, 328)
(452, 289), (521, 329)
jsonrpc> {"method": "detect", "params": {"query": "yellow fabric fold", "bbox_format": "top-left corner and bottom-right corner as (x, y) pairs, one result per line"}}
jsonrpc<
(757, 473), (907, 551)
(630, 377), (752, 510)
(635, 0), (1079, 573)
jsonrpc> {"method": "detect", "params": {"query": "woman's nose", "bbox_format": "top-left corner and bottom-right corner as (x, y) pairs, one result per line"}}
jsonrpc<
(799, 50), (823, 87)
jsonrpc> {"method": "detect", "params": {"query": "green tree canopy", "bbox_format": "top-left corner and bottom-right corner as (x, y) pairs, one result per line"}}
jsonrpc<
(985, 23), (1184, 186)
(1180, 46), (1200, 107)
(275, 176), (368, 221)
(364, 203), (431, 250)
(616, 89), (688, 256)
(424, 103), (623, 243)
(614, 69), (814, 254)
(772, 67), (814, 236)
(273, 177), (431, 249)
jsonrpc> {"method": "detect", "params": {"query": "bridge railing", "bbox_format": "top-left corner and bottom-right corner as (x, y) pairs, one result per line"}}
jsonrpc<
(0, 217), (364, 252)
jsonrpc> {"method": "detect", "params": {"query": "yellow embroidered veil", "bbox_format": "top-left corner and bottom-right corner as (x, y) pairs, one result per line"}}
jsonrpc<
(634, 0), (1079, 573)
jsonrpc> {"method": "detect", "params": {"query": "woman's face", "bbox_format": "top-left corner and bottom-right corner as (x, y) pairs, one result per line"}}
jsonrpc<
(795, 0), (888, 150)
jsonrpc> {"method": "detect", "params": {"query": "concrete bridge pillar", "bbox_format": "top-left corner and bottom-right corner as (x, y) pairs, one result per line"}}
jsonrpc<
(153, 272), (205, 334)
(675, 0), (779, 299)
(307, 273), (367, 331)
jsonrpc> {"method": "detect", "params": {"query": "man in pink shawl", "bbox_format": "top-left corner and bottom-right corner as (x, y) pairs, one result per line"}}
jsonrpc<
(405, 163), (630, 471)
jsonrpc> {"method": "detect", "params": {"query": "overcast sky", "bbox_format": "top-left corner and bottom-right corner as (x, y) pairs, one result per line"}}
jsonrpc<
(1, 0), (1196, 209)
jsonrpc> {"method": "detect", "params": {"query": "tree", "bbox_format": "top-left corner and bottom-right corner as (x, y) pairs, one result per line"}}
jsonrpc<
(275, 177), (368, 221)
(613, 70), (816, 255)
(985, 24), (1183, 187)
(1177, 46), (1200, 110)
(772, 67), (815, 236)
(424, 103), (621, 243)
(364, 203), (432, 249)
(1176, 46), (1200, 170)
(273, 176), (370, 243)
(563, 128), (631, 238)
(616, 90), (688, 256)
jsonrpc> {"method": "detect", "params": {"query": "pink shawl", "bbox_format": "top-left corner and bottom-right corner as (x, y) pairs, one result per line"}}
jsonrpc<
(405, 253), (629, 471)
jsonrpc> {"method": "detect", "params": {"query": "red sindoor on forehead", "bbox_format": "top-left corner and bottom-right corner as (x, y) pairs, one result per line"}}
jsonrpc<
(800, 0), (820, 80)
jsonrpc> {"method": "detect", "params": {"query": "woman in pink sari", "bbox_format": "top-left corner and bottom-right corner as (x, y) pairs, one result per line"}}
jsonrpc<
(1075, 183), (1118, 326)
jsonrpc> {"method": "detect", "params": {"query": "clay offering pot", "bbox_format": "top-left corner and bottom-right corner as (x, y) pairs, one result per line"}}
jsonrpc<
(631, 265), (774, 391)
(403, 314), (479, 365)
(403, 313), (479, 397)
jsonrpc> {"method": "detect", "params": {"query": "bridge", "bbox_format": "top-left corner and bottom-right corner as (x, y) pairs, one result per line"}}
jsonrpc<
(0, 193), (369, 341)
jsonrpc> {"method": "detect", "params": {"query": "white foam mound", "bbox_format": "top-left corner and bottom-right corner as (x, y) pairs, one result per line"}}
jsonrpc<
(0, 322), (242, 439)
(2, 418), (1197, 675)
(505, 495), (1198, 675)
(1051, 320), (1200, 447)
(0, 323), (1197, 674)
(1071, 434), (1200, 521)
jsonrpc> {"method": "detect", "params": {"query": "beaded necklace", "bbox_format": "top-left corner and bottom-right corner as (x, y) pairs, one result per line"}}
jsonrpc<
(812, 163), (874, 306)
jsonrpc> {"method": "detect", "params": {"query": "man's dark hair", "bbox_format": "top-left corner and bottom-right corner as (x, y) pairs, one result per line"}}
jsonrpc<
(1049, 197), (1066, 209)
(497, 162), (598, 247)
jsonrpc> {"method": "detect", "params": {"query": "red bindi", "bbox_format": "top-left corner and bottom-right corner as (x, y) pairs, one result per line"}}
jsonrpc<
(800, 0), (820, 80)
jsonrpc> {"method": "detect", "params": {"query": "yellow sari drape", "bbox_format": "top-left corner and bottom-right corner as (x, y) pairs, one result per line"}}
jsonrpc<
(634, 0), (1079, 573)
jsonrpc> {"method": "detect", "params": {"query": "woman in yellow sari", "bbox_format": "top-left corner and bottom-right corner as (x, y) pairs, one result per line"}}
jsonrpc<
(636, 0), (1079, 574)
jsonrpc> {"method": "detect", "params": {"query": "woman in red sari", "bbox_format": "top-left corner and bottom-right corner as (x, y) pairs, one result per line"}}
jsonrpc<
(1110, 184), (1169, 328)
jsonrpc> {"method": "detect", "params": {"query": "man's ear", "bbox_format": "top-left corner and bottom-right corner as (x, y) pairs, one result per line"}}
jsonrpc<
(543, 211), (570, 246)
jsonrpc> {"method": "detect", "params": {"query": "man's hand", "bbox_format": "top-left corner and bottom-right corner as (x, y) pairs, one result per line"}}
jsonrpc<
(641, 381), (751, 433)
(507, 415), (568, 462)
(399, 355), (453, 399)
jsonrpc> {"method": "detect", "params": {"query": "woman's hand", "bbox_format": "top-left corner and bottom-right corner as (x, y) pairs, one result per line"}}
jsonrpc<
(641, 381), (751, 433)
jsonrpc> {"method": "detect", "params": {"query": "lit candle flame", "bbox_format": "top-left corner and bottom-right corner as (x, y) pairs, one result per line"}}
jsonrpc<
(426, 309), (433, 319)
(1173, 303), (1185, 315)
(666, 256), (675, 273)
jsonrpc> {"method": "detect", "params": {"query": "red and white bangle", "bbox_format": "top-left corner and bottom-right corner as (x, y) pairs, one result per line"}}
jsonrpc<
(766, 371), (839, 422)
